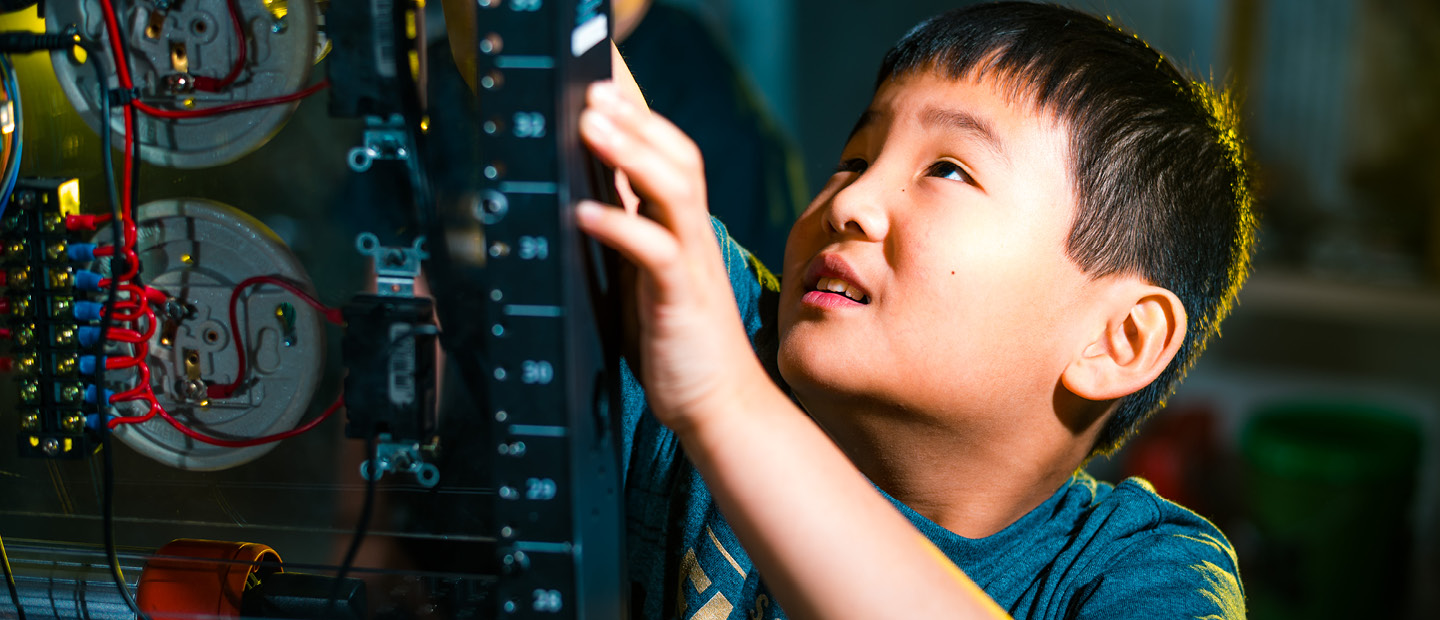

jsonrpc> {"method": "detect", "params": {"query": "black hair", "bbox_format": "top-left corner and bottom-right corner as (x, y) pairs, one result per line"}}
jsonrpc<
(876, 2), (1256, 456)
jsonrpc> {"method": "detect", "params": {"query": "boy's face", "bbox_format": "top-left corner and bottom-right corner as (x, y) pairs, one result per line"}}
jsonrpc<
(777, 70), (1105, 427)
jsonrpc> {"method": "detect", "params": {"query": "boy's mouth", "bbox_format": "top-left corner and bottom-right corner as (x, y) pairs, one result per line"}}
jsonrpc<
(811, 277), (870, 304)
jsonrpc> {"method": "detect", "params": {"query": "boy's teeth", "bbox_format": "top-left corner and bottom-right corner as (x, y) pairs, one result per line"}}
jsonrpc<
(818, 277), (866, 303)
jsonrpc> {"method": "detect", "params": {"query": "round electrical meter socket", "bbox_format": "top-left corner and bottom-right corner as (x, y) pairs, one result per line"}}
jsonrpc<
(95, 198), (324, 470)
(47, 0), (318, 168)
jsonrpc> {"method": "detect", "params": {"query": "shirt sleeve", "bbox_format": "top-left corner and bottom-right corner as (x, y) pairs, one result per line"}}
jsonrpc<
(1066, 528), (1246, 620)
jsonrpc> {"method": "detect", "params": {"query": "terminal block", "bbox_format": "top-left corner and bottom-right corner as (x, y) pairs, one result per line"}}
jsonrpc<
(1, 178), (98, 459)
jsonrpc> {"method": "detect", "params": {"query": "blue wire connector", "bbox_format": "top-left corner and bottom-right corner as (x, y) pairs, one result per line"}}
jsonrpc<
(73, 301), (105, 321)
(79, 355), (107, 375)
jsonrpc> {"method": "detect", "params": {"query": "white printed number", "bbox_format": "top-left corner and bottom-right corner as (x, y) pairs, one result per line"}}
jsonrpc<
(532, 589), (563, 612)
(521, 360), (553, 384)
(513, 112), (546, 138)
(525, 477), (557, 500)
(518, 236), (549, 260)
(511, 0), (542, 11)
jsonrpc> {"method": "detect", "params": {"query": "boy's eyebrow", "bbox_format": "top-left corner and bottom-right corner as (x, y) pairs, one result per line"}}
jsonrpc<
(919, 106), (1009, 163)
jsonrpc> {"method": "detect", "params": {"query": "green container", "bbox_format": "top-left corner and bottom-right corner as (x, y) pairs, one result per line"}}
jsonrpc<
(1241, 402), (1422, 620)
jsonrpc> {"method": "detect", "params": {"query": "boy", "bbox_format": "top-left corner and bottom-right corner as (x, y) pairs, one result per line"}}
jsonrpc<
(577, 2), (1253, 618)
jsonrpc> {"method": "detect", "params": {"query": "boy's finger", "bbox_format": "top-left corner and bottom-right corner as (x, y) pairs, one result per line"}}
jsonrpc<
(588, 83), (701, 171)
(575, 201), (690, 303)
(579, 107), (708, 237)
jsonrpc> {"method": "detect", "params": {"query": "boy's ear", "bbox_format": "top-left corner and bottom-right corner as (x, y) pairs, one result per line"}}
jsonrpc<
(1061, 284), (1187, 402)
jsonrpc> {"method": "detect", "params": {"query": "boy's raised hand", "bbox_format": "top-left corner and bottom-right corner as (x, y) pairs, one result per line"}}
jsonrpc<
(576, 81), (771, 436)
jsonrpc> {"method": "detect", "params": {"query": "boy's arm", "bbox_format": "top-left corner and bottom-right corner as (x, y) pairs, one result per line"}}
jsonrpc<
(576, 78), (1010, 619)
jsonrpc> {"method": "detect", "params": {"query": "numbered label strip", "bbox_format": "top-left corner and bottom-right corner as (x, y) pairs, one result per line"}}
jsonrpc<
(476, 0), (619, 618)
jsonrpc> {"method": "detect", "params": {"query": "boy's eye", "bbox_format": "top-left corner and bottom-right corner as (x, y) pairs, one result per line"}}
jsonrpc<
(927, 160), (974, 184)
(835, 158), (868, 174)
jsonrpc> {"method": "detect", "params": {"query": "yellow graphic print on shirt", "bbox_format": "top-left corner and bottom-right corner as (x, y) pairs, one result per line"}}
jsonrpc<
(678, 526), (777, 620)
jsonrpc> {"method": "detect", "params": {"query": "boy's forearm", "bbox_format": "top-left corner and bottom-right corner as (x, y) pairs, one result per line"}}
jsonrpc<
(674, 370), (1012, 620)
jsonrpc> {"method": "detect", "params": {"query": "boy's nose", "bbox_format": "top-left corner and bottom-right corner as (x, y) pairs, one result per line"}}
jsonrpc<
(824, 169), (891, 242)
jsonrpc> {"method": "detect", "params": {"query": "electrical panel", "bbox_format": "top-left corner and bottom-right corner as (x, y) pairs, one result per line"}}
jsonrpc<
(0, 1), (626, 618)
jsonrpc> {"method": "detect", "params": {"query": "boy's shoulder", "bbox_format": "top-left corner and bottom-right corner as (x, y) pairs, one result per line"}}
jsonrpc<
(901, 472), (1244, 620)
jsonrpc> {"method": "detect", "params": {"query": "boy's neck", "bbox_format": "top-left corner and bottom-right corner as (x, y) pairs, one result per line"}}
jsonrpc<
(810, 395), (1103, 539)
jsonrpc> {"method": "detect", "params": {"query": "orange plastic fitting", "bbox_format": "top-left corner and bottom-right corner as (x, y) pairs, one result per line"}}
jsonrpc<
(136, 539), (283, 619)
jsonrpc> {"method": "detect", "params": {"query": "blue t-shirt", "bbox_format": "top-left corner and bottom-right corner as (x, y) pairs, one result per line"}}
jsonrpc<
(620, 220), (1245, 620)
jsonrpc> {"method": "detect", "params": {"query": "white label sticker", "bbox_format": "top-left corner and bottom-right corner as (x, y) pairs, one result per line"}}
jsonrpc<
(571, 13), (608, 58)
(387, 323), (416, 406)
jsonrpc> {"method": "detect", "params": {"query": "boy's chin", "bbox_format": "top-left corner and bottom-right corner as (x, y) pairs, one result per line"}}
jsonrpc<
(776, 342), (877, 410)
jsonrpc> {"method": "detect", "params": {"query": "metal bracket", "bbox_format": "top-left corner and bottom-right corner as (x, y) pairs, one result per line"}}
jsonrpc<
(356, 232), (428, 297)
(347, 114), (411, 172)
(359, 434), (440, 488)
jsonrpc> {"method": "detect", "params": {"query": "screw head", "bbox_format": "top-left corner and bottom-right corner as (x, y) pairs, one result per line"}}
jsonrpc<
(62, 414), (84, 434)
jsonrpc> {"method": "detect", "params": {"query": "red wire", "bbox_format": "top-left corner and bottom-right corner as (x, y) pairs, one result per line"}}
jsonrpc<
(192, 0), (247, 92)
(97, 0), (327, 121)
(208, 275), (342, 399)
(133, 81), (330, 119)
(105, 355), (143, 370)
(118, 392), (345, 448)
(92, 0), (341, 449)
(107, 400), (159, 426)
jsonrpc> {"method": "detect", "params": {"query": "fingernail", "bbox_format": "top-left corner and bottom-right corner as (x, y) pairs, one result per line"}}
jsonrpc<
(580, 109), (616, 142)
(575, 200), (603, 221)
(590, 81), (633, 114)
(590, 81), (618, 104)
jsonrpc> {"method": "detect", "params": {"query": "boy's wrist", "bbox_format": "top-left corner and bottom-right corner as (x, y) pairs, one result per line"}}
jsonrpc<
(670, 359), (786, 448)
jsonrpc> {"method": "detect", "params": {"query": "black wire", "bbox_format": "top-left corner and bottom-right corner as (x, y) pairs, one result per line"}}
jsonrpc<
(328, 431), (379, 616)
(80, 33), (150, 620)
(0, 533), (24, 620)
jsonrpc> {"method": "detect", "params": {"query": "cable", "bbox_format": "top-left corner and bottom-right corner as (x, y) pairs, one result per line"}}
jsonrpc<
(0, 532), (24, 620)
(78, 28), (151, 620)
(328, 431), (378, 615)
(0, 54), (22, 214)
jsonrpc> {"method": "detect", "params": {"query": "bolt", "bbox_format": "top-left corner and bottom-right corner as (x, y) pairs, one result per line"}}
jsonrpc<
(55, 355), (77, 375)
(179, 379), (207, 401)
(19, 382), (39, 403)
(9, 267), (29, 289)
(62, 414), (84, 434)
(41, 437), (60, 455)
(14, 326), (33, 346)
(59, 384), (81, 403)
(19, 412), (39, 431)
